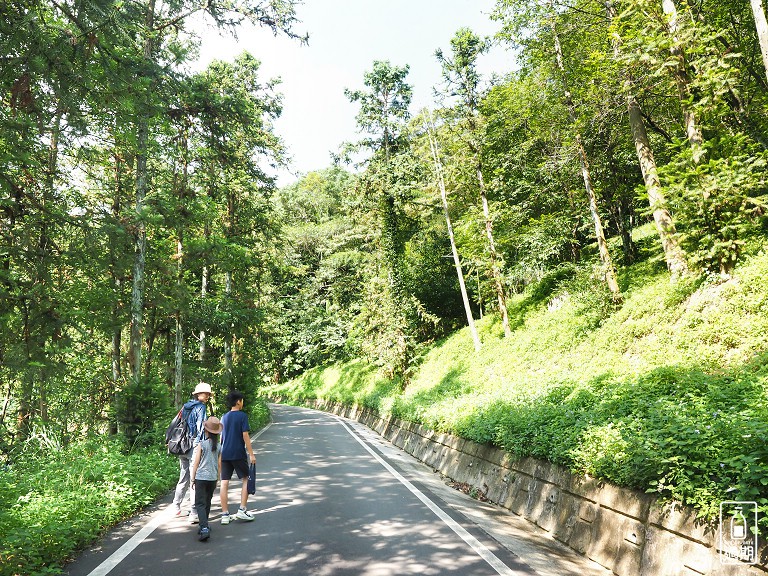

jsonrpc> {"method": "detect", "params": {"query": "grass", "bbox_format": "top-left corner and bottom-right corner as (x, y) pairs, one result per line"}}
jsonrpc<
(265, 231), (768, 531)
(0, 397), (272, 576)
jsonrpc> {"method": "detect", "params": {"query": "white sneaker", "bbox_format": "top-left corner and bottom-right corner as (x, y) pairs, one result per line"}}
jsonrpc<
(189, 514), (199, 525)
(221, 514), (231, 525)
(235, 508), (254, 521)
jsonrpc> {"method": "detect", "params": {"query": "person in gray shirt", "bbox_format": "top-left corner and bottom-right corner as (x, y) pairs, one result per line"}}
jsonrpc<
(190, 416), (222, 541)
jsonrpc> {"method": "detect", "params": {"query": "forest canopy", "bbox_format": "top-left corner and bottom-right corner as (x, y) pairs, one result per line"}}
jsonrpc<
(1, 0), (767, 493)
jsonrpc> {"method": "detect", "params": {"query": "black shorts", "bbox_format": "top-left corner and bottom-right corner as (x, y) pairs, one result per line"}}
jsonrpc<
(221, 459), (249, 481)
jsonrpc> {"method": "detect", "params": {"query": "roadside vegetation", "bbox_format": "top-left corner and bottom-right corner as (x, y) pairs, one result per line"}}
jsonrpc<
(265, 232), (768, 533)
(3, 0), (768, 571)
(0, 400), (269, 576)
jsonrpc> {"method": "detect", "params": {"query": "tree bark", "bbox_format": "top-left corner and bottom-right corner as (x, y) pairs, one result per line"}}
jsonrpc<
(128, 0), (156, 385)
(627, 94), (689, 276)
(661, 0), (704, 160)
(200, 261), (208, 362)
(751, 0), (768, 84)
(427, 123), (482, 351)
(549, 4), (622, 301)
(603, 0), (689, 277)
(174, 237), (184, 407)
(477, 164), (512, 336)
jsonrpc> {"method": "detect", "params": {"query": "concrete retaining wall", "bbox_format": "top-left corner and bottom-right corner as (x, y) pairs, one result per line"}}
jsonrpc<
(284, 399), (767, 576)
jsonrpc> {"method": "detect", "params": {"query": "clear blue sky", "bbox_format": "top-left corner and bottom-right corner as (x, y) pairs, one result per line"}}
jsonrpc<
(190, 1), (512, 185)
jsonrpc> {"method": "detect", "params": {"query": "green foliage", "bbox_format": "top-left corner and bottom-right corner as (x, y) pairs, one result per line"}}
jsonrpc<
(0, 436), (177, 576)
(266, 246), (768, 532)
(662, 138), (768, 274)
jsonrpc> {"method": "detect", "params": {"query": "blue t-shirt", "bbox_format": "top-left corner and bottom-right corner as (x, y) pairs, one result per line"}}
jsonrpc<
(221, 410), (250, 461)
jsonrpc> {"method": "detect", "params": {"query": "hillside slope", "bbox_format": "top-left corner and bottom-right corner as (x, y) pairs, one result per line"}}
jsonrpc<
(265, 240), (768, 528)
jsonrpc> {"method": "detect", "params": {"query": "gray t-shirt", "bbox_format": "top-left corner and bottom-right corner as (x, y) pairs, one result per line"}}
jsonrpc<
(195, 436), (219, 481)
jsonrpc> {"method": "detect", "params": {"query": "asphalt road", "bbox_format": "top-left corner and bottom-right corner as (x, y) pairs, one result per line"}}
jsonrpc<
(64, 404), (608, 576)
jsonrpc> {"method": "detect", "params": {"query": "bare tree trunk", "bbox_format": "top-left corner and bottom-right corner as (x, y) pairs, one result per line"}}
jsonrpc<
(603, 0), (689, 277)
(224, 270), (233, 387)
(128, 0), (156, 384)
(661, 0), (705, 160)
(627, 95), (689, 276)
(109, 134), (124, 435)
(477, 165), (512, 336)
(549, 4), (622, 301)
(199, 260), (208, 362)
(174, 237), (184, 407)
(427, 121), (482, 351)
(224, 184), (235, 388)
(751, 0), (768, 84)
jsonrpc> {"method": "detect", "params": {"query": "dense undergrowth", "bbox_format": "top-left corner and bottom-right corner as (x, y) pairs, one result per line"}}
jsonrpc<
(265, 232), (768, 533)
(0, 399), (271, 576)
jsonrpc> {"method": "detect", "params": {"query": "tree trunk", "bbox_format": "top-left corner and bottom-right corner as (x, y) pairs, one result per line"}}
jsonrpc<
(603, 0), (689, 277)
(549, 4), (622, 301)
(174, 237), (184, 408)
(200, 261), (208, 362)
(224, 270), (233, 388)
(751, 0), (768, 84)
(128, 0), (156, 385)
(427, 123), (482, 351)
(661, 0), (705, 160)
(109, 137), (123, 435)
(477, 165), (512, 336)
(627, 95), (689, 276)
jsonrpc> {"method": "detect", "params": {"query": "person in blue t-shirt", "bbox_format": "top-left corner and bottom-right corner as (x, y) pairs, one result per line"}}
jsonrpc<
(219, 390), (256, 525)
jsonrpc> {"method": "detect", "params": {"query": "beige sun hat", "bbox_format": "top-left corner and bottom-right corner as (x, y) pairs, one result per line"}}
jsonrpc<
(193, 382), (212, 396)
(203, 416), (222, 434)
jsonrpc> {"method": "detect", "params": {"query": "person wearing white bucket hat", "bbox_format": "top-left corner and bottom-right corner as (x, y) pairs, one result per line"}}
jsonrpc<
(172, 381), (212, 523)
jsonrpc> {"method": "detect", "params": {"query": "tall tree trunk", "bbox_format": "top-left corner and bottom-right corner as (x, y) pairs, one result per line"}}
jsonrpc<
(603, 0), (689, 277)
(174, 236), (184, 407)
(476, 164), (512, 336)
(200, 260), (208, 362)
(173, 122), (189, 408)
(427, 122), (482, 351)
(128, 0), (155, 385)
(109, 136), (124, 435)
(224, 270), (233, 388)
(627, 95), (689, 276)
(37, 108), (63, 425)
(549, 4), (622, 301)
(751, 0), (768, 84)
(661, 0), (705, 160)
(224, 186), (235, 388)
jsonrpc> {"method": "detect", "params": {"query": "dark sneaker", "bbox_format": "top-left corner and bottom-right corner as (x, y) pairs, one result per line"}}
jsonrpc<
(198, 527), (210, 541)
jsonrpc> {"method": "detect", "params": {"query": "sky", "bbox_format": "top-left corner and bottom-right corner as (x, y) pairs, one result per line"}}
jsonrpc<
(189, 1), (513, 186)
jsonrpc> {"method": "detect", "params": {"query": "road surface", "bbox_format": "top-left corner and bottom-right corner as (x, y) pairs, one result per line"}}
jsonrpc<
(64, 404), (609, 576)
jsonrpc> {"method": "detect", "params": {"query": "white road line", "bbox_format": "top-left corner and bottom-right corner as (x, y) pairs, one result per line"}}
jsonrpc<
(336, 417), (519, 576)
(85, 422), (273, 576)
(85, 506), (176, 576)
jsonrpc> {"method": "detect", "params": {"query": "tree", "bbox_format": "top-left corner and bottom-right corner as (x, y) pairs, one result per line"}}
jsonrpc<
(603, 1), (689, 277)
(752, 0), (768, 83)
(436, 28), (513, 335)
(424, 113), (482, 351)
(345, 61), (422, 379)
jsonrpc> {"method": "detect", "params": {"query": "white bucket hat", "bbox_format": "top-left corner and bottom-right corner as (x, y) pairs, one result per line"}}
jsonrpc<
(193, 382), (212, 396)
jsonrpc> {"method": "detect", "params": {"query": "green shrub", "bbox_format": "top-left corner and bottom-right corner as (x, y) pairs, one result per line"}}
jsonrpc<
(0, 436), (177, 576)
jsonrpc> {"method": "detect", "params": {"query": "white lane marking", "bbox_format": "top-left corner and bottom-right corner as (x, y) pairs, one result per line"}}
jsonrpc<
(85, 506), (176, 576)
(335, 417), (518, 576)
(86, 422), (273, 576)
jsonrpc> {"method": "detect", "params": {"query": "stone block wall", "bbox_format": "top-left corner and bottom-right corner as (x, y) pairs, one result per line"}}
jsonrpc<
(286, 399), (767, 576)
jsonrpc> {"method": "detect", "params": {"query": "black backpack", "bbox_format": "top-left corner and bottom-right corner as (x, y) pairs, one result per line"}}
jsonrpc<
(165, 407), (193, 455)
